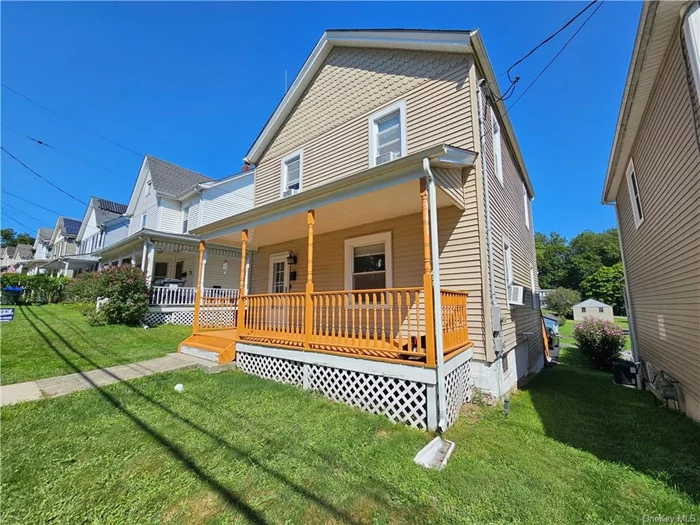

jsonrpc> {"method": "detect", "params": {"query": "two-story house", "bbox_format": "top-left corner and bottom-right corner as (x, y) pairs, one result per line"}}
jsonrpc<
(25, 228), (54, 275)
(603, 1), (700, 420)
(89, 154), (254, 325)
(0, 244), (33, 273)
(42, 217), (82, 277)
(178, 29), (544, 431)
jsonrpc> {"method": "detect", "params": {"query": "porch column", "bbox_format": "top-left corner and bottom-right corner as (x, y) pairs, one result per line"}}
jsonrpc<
(420, 178), (437, 367)
(192, 240), (206, 334)
(141, 241), (148, 272)
(304, 210), (315, 349)
(236, 230), (248, 333)
(146, 242), (155, 285)
(244, 251), (252, 295)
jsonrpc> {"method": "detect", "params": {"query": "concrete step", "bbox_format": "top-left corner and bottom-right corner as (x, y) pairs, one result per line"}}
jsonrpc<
(180, 344), (221, 363)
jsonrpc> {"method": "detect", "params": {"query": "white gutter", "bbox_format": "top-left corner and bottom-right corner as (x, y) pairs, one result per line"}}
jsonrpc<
(477, 80), (503, 399)
(423, 158), (447, 431)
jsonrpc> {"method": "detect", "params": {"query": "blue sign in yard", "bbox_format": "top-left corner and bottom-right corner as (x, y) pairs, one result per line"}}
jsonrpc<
(0, 308), (15, 322)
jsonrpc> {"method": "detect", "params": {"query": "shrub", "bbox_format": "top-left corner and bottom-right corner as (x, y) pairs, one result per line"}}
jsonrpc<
(1, 274), (69, 304)
(68, 266), (149, 326)
(573, 318), (626, 370)
(546, 287), (581, 319)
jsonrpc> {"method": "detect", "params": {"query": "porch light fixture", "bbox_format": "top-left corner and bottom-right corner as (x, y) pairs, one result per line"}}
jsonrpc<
(286, 251), (297, 266)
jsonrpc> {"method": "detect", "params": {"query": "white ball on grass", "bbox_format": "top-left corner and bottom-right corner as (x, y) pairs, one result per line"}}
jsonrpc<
(174, 383), (184, 393)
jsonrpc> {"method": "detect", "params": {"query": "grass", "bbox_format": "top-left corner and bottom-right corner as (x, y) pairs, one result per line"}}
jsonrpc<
(0, 304), (191, 385)
(559, 315), (631, 350)
(2, 336), (699, 523)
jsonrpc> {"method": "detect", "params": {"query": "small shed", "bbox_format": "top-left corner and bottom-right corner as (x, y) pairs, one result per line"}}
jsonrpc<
(573, 299), (614, 322)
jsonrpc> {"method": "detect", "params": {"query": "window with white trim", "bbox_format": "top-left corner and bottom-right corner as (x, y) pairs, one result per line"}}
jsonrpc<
(281, 151), (302, 197)
(504, 239), (513, 291)
(145, 180), (152, 196)
(530, 265), (537, 309)
(141, 213), (146, 230)
(491, 107), (503, 185)
(369, 101), (406, 167)
(344, 232), (393, 290)
(523, 183), (530, 230)
(626, 159), (643, 227)
(182, 206), (189, 234)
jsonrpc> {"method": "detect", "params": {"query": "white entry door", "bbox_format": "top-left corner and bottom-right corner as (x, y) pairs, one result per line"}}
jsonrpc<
(268, 253), (290, 293)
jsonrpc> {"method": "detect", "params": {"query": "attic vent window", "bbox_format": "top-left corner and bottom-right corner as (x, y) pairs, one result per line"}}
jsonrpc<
(626, 159), (644, 228)
(281, 151), (302, 198)
(145, 180), (152, 196)
(369, 101), (406, 167)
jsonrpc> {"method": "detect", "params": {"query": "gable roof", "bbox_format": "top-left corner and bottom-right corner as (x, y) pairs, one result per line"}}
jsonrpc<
(37, 227), (53, 243)
(77, 197), (129, 241)
(602, 2), (685, 203)
(146, 156), (213, 198)
(575, 298), (611, 308)
(242, 28), (533, 197)
(50, 216), (82, 243)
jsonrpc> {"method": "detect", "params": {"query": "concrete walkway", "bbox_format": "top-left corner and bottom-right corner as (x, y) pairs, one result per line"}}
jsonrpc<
(1, 353), (231, 406)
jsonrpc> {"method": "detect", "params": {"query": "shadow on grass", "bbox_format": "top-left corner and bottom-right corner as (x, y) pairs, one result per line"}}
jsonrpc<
(526, 345), (700, 504)
(19, 306), (362, 524)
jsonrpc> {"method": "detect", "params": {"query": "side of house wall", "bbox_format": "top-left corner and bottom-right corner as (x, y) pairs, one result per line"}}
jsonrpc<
(159, 198), (183, 234)
(200, 173), (255, 227)
(129, 167), (159, 235)
(616, 31), (700, 420)
(478, 78), (544, 375)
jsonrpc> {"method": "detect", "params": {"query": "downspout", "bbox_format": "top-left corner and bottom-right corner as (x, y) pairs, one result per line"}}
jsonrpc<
(422, 158), (447, 431)
(477, 80), (503, 400)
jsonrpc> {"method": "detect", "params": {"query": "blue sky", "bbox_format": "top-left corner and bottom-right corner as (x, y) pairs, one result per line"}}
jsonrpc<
(1, 1), (641, 241)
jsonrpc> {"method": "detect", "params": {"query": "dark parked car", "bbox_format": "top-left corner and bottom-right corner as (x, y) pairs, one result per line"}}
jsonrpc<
(543, 315), (561, 350)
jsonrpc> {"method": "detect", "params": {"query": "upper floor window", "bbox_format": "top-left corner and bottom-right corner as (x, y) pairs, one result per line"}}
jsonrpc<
(523, 183), (530, 230)
(503, 239), (514, 292)
(369, 101), (406, 167)
(491, 107), (503, 186)
(530, 265), (537, 309)
(182, 206), (189, 234)
(581, 307), (587, 313)
(281, 150), (302, 198)
(141, 213), (147, 230)
(145, 180), (152, 196)
(626, 159), (643, 227)
(598, 307), (604, 313)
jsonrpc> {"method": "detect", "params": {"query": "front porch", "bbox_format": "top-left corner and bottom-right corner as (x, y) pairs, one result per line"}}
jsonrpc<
(182, 145), (478, 429)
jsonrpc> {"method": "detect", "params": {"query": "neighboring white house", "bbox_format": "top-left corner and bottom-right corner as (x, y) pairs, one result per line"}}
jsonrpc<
(42, 217), (82, 277)
(573, 299), (614, 322)
(25, 228), (54, 275)
(0, 244), (33, 273)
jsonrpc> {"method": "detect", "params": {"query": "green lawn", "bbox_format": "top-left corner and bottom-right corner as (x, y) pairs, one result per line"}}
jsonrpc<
(0, 304), (191, 385)
(2, 346), (698, 524)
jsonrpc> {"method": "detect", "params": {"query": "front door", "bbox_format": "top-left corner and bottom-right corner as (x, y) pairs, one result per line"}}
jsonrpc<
(268, 253), (290, 293)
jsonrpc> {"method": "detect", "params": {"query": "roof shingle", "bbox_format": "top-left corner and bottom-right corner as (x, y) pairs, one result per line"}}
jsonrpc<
(146, 156), (213, 198)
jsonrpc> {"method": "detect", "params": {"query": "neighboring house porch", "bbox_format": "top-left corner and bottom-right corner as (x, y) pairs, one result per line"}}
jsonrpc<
(181, 146), (477, 430)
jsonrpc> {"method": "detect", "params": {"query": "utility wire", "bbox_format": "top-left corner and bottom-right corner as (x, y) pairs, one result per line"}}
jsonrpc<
(1, 146), (88, 205)
(1, 210), (35, 232)
(506, 1), (605, 114)
(1, 201), (47, 225)
(2, 124), (133, 180)
(1, 84), (143, 158)
(502, 0), (599, 83)
(2, 190), (63, 216)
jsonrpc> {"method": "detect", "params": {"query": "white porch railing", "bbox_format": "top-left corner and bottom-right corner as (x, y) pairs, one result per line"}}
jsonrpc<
(149, 286), (238, 306)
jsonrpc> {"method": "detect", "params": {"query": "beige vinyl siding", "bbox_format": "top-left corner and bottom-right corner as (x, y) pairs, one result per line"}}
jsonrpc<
(254, 48), (473, 206)
(616, 31), (700, 419)
(433, 168), (465, 208)
(480, 86), (544, 371)
(248, 205), (487, 359)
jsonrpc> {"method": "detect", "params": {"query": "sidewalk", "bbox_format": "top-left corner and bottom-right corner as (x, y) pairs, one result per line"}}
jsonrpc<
(1, 353), (231, 406)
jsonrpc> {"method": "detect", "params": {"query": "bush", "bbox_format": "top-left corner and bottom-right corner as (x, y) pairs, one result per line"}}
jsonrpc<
(546, 287), (581, 319)
(68, 266), (149, 326)
(573, 318), (626, 370)
(1, 274), (69, 304)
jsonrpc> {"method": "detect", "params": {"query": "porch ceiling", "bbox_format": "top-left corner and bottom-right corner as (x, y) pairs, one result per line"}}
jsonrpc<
(210, 178), (456, 249)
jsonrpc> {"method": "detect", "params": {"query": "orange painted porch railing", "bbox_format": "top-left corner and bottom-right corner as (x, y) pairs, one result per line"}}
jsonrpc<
(239, 292), (307, 346)
(440, 289), (472, 357)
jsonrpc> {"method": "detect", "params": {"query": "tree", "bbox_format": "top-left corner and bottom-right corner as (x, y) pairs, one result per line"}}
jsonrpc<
(563, 228), (621, 290)
(545, 287), (581, 319)
(1, 228), (35, 247)
(580, 262), (625, 314)
(535, 232), (570, 289)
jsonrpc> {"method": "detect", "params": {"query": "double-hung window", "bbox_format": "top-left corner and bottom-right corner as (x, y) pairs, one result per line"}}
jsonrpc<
(369, 101), (406, 167)
(182, 206), (189, 234)
(344, 232), (393, 291)
(281, 151), (302, 197)
(523, 183), (530, 230)
(530, 265), (537, 309)
(626, 159), (644, 227)
(491, 107), (503, 185)
(141, 213), (147, 230)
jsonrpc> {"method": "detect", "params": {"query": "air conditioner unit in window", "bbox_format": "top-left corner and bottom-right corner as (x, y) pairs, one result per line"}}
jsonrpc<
(375, 151), (401, 166)
(508, 285), (525, 306)
(283, 188), (299, 198)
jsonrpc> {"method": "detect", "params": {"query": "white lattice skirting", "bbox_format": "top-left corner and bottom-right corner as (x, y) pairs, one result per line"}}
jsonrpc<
(145, 310), (195, 326)
(235, 345), (473, 431)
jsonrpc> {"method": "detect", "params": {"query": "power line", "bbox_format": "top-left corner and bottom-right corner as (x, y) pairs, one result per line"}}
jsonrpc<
(1, 201), (46, 225)
(1, 146), (88, 205)
(506, 1), (605, 114)
(2, 190), (63, 215)
(1, 210), (35, 232)
(2, 124), (134, 180)
(1, 84), (143, 158)
(501, 0), (599, 83)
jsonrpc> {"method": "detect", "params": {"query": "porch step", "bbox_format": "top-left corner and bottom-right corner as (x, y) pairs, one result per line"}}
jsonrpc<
(178, 333), (236, 364)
